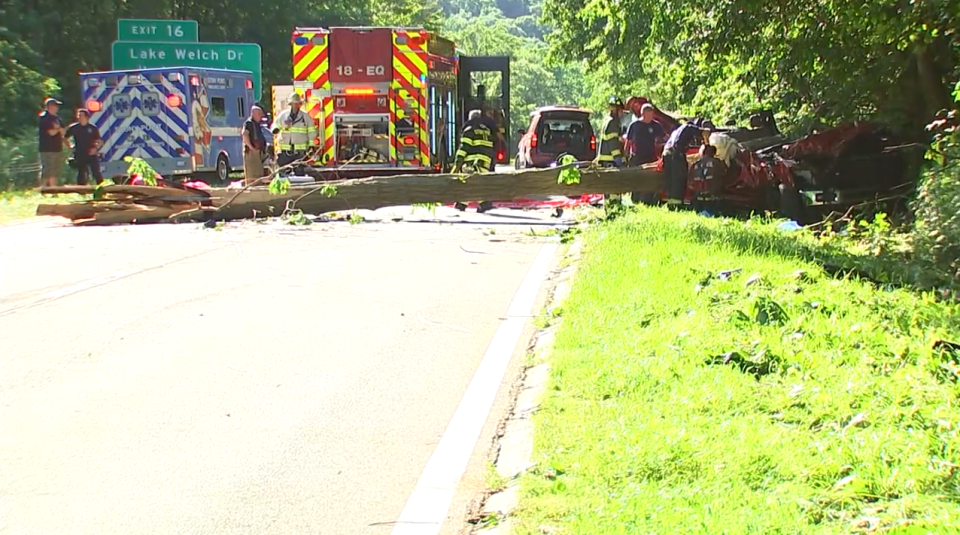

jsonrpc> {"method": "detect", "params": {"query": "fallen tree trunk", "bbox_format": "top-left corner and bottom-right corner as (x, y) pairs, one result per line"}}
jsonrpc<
(37, 164), (664, 224)
(212, 164), (662, 220)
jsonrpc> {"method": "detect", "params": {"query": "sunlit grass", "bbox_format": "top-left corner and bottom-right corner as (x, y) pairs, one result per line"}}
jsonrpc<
(0, 191), (87, 223)
(516, 208), (960, 534)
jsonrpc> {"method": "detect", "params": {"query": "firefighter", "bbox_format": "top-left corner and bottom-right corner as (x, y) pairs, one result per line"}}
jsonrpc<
(596, 96), (626, 208)
(689, 144), (728, 213)
(596, 96), (624, 167)
(454, 109), (494, 213)
(661, 120), (711, 206)
(271, 92), (317, 174)
(483, 107), (504, 171)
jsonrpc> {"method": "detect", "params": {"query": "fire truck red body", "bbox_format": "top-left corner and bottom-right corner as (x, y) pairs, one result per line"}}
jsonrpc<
(290, 27), (466, 176)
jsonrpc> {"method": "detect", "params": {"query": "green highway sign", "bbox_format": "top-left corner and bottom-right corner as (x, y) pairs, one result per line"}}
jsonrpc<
(111, 41), (263, 96)
(117, 19), (198, 42)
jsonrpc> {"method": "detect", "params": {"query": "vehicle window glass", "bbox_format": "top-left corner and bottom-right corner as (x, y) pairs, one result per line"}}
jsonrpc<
(111, 94), (132, 118)
(140, 92), (162, 117)
(538, 113), (590, 146)
(211, 97), (226, 117)
(237, 98), (245, 118)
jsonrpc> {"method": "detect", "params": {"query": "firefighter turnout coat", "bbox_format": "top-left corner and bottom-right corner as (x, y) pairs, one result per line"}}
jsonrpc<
(456, 120), (494, 171)
(272, 108), (317, 152)
(597, 113), (624, 166)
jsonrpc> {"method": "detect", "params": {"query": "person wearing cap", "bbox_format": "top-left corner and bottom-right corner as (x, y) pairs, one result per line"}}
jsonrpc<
(596, 96), (624, 167)
(271, 92), (317, 173)
(64, 109), (103, 185)
(661, 119), (712, 206)
(242, 105), (267, 184)
(38, 98), (65, 188)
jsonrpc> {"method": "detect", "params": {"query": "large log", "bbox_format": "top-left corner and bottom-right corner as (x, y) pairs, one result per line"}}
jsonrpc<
(211, 164), (663, 220)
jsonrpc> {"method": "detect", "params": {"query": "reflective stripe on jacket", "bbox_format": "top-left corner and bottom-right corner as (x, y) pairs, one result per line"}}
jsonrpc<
(272, 108), (317, 152)
(597, 114), (623, 163)
(456, 122), (494, 168)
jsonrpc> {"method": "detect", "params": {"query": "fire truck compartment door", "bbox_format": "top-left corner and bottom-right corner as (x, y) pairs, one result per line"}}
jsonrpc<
(334, 114), (391, 164)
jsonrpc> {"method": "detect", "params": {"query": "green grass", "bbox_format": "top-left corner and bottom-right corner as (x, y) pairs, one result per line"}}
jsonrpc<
(0, 191), (87, 223)
(516, 208), (960, 534)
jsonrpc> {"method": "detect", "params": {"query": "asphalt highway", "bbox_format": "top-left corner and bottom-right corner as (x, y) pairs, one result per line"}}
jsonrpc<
(0, 206), (564, 534)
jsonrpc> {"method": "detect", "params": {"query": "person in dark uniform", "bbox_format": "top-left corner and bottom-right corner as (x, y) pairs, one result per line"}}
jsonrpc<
(454, 110), (495, 213)
(625, 103), (667, 204)
(661, 121), (710, 206)
(38, 98), (64, 188)
(626, 104), (666, 167)
(64, 109), (103, 185)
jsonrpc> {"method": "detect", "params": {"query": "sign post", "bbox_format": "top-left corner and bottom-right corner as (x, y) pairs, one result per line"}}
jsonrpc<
(111, 41), (263, 96)
(117, 19), (199, 42)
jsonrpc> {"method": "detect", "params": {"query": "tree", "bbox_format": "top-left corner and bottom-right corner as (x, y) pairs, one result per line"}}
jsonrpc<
(542, 0), (960, 135)
(0, 27), (59, 137)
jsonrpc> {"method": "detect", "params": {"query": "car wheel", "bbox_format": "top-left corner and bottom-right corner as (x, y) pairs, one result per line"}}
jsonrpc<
(215, 154), (230, 183)
(778, 184), (804, 223)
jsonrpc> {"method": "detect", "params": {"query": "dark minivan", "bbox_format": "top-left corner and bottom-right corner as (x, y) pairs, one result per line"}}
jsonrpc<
(516, 106), (596, 168)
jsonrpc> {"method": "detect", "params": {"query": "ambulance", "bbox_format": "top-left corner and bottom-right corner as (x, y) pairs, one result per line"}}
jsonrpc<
(78, 67), (254, 181)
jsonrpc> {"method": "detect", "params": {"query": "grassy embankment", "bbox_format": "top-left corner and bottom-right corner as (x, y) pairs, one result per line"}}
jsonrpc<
(517, 209), (959, 534)
(0, 191), (87, 223)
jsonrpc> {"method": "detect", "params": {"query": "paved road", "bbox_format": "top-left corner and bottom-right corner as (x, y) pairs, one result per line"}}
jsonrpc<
(0, 207), (565, 535)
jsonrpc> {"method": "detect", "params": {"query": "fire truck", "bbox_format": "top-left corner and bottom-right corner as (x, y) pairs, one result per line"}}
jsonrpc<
(282, 26), (510, 177)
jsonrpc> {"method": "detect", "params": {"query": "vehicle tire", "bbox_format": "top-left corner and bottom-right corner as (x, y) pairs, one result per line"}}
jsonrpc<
(215, 154), (230, 183)
(514, 157), (520, 170)
(763, 183), (781, 213)
(778, 184), (804, 223)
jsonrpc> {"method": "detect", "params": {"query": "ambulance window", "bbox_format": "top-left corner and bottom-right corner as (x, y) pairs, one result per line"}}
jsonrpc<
(141, 92), (162, 117)
(110, 94), (132, 118)
(237, 97), (245, 118)
(211, 97), (226, 118)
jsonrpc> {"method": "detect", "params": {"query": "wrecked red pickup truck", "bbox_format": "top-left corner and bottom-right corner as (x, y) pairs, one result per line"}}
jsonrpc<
(705, 121), (912, 222)
(629, 96), (914, 222)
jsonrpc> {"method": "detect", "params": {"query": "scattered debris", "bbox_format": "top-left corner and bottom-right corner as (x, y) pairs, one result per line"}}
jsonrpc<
(36, 184), (214, 225)
(706, 349), (783, 379)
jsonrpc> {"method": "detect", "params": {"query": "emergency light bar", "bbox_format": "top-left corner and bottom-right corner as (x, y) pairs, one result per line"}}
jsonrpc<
(344, 88), (375, 95)
(86, 100), (102, 112)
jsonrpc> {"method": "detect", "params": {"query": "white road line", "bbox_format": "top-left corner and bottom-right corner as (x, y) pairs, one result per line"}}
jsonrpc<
(390, 242), (558, 535)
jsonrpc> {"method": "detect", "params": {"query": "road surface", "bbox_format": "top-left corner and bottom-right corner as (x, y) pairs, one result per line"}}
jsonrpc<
(0, 206), (566, 535)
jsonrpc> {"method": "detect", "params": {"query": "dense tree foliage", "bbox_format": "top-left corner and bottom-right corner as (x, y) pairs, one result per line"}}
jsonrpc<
(542, 0), (960, 135)
(440, 1), (587, 134)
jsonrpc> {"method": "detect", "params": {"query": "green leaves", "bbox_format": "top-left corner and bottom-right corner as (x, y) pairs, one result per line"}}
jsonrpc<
(268, 177), (290, 195)
(123, 157), (159, 186)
